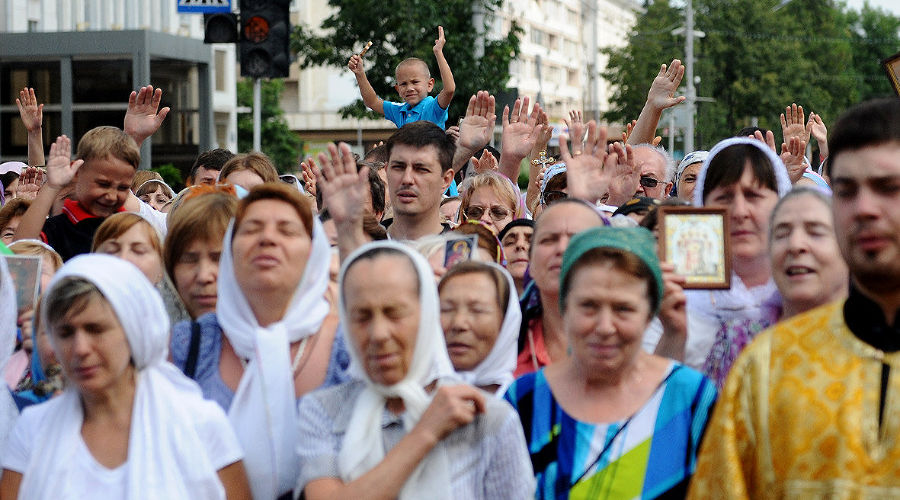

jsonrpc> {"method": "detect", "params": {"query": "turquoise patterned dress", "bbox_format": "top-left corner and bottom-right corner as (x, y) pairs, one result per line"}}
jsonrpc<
(504, 363), (717, 499)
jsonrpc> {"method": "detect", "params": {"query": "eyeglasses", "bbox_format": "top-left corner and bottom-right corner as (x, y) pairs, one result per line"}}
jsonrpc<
(540, 190), (568, 206)
(639, 176), (661, 188)
(280, 174), (301, 185)
(464, 205), (512, 222)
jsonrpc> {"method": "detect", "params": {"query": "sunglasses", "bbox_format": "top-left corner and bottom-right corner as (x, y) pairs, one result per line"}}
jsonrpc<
(540, 190), (568, 206)
(464, 205), (512, 221)
(639, 176), (661, 188)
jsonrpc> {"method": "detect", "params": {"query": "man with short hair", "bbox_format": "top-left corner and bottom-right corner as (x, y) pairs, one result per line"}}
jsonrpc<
(382, 120), (456, 240)
(631, 144), (674, 200)
(187, 148), (234, 186)
(688, 97), (900, 498)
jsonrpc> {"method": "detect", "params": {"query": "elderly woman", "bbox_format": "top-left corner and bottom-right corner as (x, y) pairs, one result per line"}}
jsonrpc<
(458, 171), (523, 235)
(673, 151), (708, 201)
(499, 219), (533, 295)
(768, 187), (848, 318)
(218, 152), (279, 191)
(677, 137), (791, 387)
(505, 227), (717, 499)
(170, 182), (348, 499)
(296, 241), (534, 499)
(163, 190), (238, 320)
(0, 255), (251, 498)
(439, 261), (521, 395)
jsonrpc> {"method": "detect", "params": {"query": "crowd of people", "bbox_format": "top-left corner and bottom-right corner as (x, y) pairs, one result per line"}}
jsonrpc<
(0, 31), (899, 499)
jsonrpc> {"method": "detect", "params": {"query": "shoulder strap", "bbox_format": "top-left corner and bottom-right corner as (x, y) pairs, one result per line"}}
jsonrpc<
(184, 321), (202, 379)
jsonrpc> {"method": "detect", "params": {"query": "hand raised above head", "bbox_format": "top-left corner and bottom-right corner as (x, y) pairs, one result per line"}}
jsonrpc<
(46, 135), (83, 190)
(124, 85), (170, 145)
(316, 142), (369, 226)
(16, 87), (43, 133)
(457, 91), (496, 154)
(646, 59), (686, 111)
(780, 102), (810, 147)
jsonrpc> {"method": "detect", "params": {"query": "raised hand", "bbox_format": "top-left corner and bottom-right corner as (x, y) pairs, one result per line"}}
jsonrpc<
(46, 135), (83, 190)
(457, 91), (495, 154)
(124, 85), (170, 145)
(316, 142), (369, 226)
(750, 129), (778, 154)
(606, 142), (639, 206)
(300, 158), (319, 198)
(646, 59), (686, 111)
(807, 112), (828, 158)
(471, 149), (499, 174)
(16, 87), (43, 133)
(780, 103), (811, 147)
(16, 167), (46, 201)
(559, 120), (613, 204)
(433, 26), (446, 54)
(780, 136), (807, 184)
(564, 110), (586, 154)
(347, 54), (365, 75)
(500, 97), (542, 163)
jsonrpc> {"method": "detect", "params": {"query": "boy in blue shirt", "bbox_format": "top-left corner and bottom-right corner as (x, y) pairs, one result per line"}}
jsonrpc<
(348, 26), (455, 129)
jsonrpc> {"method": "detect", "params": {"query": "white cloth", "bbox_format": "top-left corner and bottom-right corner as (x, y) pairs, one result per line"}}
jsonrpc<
(12, 254), (239, 499)
(0, 255), (18, 450)
(691, 136), (792, 207)
(337, 241), (456, 500)
(136, 198), (169, 239)
(216, 215), (331, 499)
(451, 263), (521, 395)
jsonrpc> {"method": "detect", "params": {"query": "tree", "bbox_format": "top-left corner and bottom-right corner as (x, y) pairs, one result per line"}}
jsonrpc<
(290, 0), (521, 124)
(603, 0), (899, 150)
(237, 78), (303, 173)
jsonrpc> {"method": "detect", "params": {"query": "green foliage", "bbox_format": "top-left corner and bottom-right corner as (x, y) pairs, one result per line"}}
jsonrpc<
(291, 0), (521, 124)
(151, 163), (183, 191)
(237, 78), (303, 173)
(603, 0), (900, 150)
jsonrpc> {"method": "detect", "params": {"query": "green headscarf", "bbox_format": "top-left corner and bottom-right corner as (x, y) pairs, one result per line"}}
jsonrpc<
(559, 226), (664, 314)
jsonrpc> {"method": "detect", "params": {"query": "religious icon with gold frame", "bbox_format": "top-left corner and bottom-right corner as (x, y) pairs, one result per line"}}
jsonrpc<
(882, 50), (900, 97)
(658, 206), (731, 289)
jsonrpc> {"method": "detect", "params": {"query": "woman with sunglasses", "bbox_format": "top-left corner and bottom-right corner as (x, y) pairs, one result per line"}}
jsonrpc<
(457, 171), (523, 235)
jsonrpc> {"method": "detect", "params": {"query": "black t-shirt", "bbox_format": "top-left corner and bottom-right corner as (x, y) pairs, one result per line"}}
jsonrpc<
(41, 212), (105, 262)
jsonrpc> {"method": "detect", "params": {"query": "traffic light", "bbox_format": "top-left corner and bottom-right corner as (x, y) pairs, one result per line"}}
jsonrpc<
(204, 13), (239, 43)
(239, 0), (291, 78)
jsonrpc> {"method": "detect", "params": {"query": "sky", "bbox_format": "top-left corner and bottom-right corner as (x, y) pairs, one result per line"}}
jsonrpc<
(844, 0), (900, 16)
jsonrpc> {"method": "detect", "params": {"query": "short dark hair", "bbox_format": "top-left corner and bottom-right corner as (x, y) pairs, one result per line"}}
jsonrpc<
(702, 144), (777, 204)
(734, 126), (769, 138)
(829, 98), (900, 168)
(190, 148), (234, 180)
(385, 121), (456, 173)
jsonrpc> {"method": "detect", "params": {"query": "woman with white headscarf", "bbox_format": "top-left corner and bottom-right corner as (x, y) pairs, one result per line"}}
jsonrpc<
(295, 241), (534, 499)
(667, 137), (791, 387)
(0, 254), (250, 499)
(169, 182), (349, 499)
(438, 261), (521, 395)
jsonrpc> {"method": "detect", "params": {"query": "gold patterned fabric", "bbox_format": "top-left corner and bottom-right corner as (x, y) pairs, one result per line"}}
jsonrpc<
(688, 301), (900, 499)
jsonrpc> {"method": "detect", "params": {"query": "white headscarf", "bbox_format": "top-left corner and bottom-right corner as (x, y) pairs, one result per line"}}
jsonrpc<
(443, 262), (521, 395)
(691, 136), (792, 207)
(0, 255), (18, 450)
(337, 241), (456, 500)
(216, 212), (330, 499)
(20, 254), (230, 499)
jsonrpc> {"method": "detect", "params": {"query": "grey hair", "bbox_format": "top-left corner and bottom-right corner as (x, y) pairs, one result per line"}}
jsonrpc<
(633, 144), (676, 183)
(767, 187), (834, 247)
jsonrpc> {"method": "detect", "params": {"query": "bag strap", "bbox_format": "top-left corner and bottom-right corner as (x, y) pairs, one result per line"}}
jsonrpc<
(184, 321), (202, 380)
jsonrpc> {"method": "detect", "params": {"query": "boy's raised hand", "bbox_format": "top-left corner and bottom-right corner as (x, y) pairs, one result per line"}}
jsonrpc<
(46, 135), (83, 190)
(347, 54), (365, 75)
(433, 26), (446, 54)
(124, 85), (170, 146)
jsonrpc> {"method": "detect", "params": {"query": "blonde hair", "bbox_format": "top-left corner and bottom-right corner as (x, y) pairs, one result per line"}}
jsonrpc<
(9, 240), (63, 273)
(219, 152), (279, 184)
(458, 171), (522, 219)
(132, 170), (163, 192)
(76, 126), (141, 169)
(395, 57), (431, 80)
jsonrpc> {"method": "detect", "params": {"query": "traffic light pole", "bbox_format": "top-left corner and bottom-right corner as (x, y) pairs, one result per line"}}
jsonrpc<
(253, 77), (261, 152)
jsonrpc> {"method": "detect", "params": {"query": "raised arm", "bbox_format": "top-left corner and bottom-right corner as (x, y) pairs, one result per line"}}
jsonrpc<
(808, 112), (828, 161)
(498, 97), (542, 181)
(627, 59), (685, 145)
(433, 26), (455, 109)
(451, 91), (496, 173)
(316, 142), (370, 262)
(14, 135), (83, 241)
(16, 87), (45, 167)
(123, 85), (170, 146)
(348, 54), (385, 115)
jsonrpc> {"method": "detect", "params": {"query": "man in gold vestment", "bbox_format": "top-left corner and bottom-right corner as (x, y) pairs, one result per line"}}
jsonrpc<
(688, 98), (900, 499)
